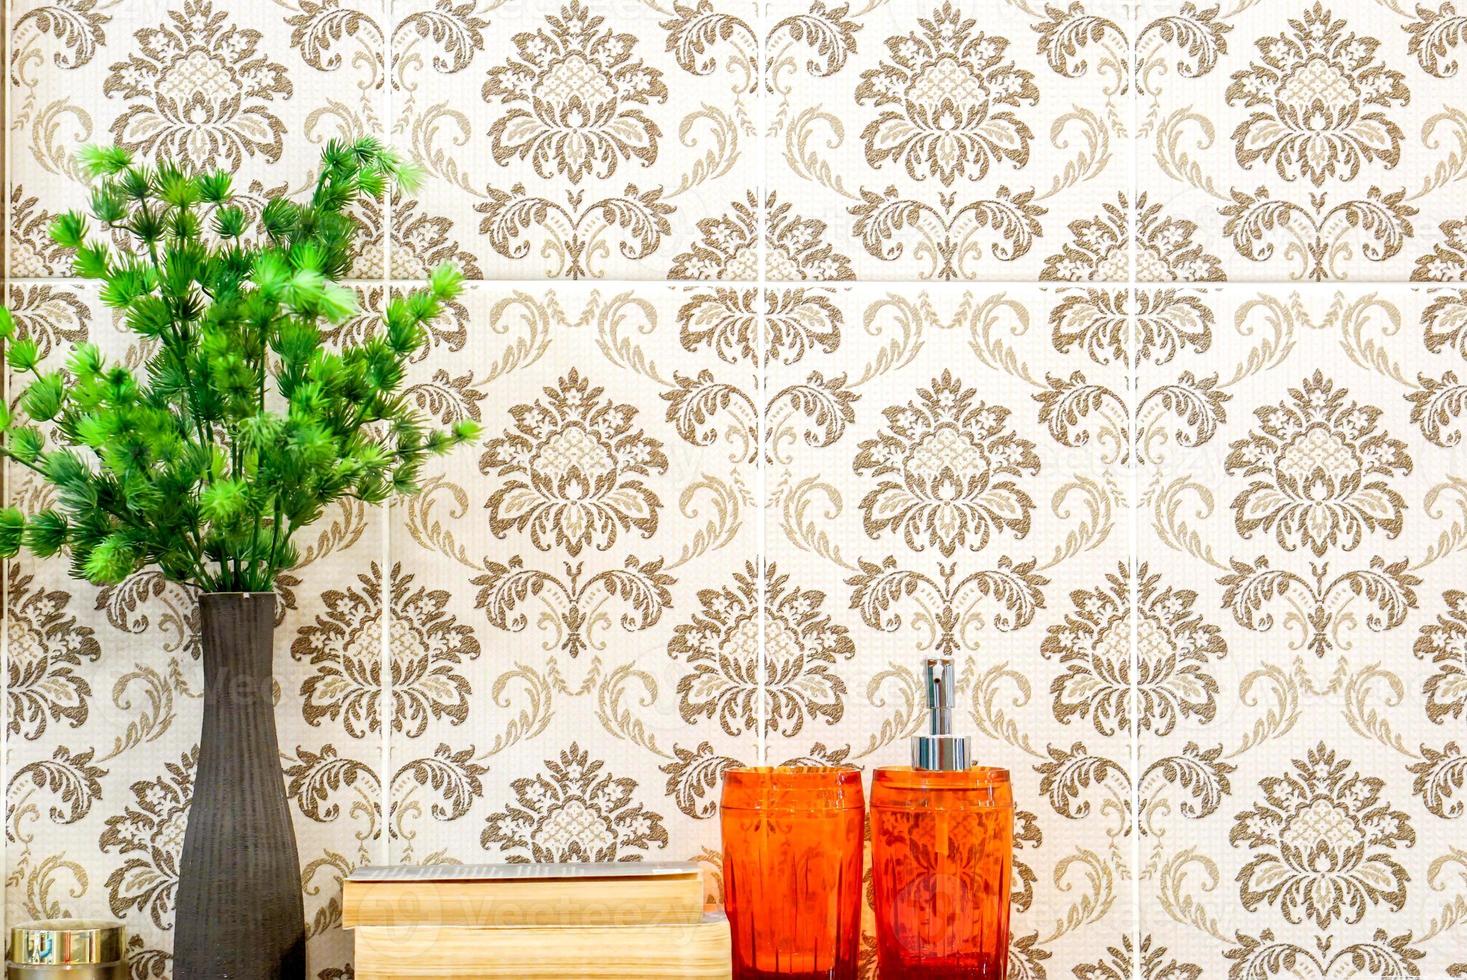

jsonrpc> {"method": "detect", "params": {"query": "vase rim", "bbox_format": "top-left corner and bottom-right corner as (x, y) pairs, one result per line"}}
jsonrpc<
(198, 591), (277, 598)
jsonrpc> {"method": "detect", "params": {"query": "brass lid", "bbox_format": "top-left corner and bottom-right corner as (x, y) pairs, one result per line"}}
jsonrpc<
(7, 921), (125, 966)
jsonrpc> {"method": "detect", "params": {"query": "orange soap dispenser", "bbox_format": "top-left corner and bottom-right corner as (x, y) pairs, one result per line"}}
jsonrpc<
(870, 657), (1014, 979)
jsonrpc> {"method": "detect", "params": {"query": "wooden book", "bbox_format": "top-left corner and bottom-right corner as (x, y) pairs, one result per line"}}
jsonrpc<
(352, 913), (732, 979)
(343, 862), (705, 929)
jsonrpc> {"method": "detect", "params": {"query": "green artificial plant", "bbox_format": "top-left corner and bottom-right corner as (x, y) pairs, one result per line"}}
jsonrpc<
(0, 138), (479, 592)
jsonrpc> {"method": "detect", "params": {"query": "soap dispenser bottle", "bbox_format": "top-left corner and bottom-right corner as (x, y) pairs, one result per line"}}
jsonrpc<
(870, 657), (1013, 979)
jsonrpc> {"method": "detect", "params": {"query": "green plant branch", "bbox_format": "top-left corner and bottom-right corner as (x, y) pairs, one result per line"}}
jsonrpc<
(0, 138), (477, 593)
(0, 444), (213, 586)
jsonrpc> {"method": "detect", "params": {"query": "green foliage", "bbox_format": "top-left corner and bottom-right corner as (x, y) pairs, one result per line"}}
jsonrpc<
(0, 138), (479, 591)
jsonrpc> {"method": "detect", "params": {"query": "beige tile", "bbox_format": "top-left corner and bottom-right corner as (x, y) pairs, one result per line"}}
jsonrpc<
(763, 284), (1134, 976)
(1138, 2), (1467, 281)
(388, 0), (759, 280)
(7, 0), (389, 279)
(766, 1), (1134, 281)
(386, 282), (757, 901)
(1136, 284), (1467, 976)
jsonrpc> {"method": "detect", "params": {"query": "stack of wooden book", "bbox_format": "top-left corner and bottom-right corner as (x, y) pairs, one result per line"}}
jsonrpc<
(343, 861), (729, 979)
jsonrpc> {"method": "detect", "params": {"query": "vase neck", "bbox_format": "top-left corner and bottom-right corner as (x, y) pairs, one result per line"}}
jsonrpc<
(198, 593), (278, 702)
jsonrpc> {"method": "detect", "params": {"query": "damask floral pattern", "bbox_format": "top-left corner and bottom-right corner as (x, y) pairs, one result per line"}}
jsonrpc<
(1138, 287), (1464, 978)
(480, 369), (669, 556)
(481, 743), (669, 863)
(9, 4), (1467, 980)
(6, 571), (100, 740)
(853, 370), (1039, 556)
(769, 0), (1128, 280)
(1226, 4), (1410, 186)
(761, 286), (1133, 976)
(384, 283), (758, 931)
(1138, 0), (1465, 280)
(1414, 215), (1467, 282)
(1042, 195), (1227, 284)
(387, 0), (755, 279)
(1043, 564), (1225, 736)
(7, 190), (67, 277)
(104, 0), (293, 169)
(1414, 591), (1467, 725)
(98, 751), (195, 929)
(483, 2), (668, 184)
(1226, 371), (1412, 556)
(669, 193), (855, 282)
(291, 565), (481, 740)
(670, 562), (855, 737)
(1231, 743), (1414, 927)
(854, 5), (1038, 185)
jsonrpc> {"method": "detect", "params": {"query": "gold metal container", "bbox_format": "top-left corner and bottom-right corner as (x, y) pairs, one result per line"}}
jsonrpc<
(6, 921), (127, 980)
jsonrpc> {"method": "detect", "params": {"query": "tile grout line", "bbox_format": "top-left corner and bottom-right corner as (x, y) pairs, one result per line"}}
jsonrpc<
(1, 0), (11, 947)
(5, 275), (1454, 291)
(379, 0), (396, 870)
(1128, 2), (1143, 975)
(754, 0), (770, 768)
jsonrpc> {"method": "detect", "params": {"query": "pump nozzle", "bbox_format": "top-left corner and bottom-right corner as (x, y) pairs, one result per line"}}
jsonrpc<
(912, 657), (971, 771)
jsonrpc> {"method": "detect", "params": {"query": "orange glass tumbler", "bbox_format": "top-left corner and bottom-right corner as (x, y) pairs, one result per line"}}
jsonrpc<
(870, 766), (1013, 979)
(720, 766), (864, 980)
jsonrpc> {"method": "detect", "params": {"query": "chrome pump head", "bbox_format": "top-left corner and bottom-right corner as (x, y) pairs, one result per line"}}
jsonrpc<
(912, 656), (971, 771)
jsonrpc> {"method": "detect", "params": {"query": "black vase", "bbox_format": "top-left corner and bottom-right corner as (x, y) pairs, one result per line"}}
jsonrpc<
(175, 592), (306, 979)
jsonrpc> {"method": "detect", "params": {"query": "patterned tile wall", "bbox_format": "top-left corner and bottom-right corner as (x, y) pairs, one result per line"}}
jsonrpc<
(1136, 286), (1467, 977)
(3, 2), (1466, 979)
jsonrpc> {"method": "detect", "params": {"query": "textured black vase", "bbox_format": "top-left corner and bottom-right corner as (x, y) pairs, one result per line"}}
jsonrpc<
(175, 592), (305, 979)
